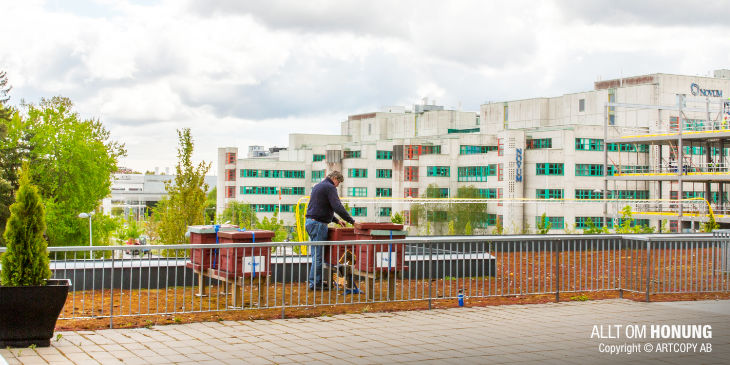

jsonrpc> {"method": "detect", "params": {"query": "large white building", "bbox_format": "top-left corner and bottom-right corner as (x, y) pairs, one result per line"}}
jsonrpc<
(218, 71), (730, 233)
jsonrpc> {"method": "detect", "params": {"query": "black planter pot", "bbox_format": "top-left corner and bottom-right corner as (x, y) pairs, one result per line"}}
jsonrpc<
(0, 279), (71, 347)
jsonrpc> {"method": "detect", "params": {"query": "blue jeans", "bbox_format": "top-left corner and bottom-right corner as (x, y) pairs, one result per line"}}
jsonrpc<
(305, 218), (329, 287)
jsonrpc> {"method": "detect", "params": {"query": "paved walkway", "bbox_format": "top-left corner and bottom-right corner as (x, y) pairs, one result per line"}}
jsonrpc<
(1, 299), (728, 364)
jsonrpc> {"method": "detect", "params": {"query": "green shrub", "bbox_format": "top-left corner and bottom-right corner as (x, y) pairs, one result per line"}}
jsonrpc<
(1, 164), (52, 286)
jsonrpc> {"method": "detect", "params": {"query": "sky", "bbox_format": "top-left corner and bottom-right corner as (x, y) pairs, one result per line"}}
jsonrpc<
(1, 0), (729, 174)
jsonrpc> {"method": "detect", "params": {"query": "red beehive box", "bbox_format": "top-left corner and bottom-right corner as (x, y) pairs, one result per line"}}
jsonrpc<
(327, 227), (357, 265)
(352, 223), (407, 272)
(216, 230), (275, 276)
(187, 224), (238, 270)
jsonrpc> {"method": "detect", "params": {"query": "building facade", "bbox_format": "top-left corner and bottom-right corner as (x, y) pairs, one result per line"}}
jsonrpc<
(218, 71), (730, 233)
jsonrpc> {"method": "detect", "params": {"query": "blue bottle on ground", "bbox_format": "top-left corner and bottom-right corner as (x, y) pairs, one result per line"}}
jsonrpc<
(458, 289), (464, 307)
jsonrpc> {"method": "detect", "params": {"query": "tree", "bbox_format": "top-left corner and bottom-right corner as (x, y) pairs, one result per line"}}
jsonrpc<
(536, 213), (551, 234)
(220, 201), (259, 228)
(1, 97), (125, 247)
(615, 205), (655, 234)
(447, 220), (455, 235)
(583, 217), (609, 234)
(204, 187), (217, 224)
(256, 209), (288, 242)
(1, 164), (51, 286)
(391, 211), (404, 224)
(493, 216), (504, 235)
(702, 213), (719, 233)
(151, 129), (211, 245)
(465, 221), (473, 235)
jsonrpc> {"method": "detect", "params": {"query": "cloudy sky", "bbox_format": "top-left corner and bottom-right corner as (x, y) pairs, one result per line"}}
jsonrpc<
(1, 0), (729, 174)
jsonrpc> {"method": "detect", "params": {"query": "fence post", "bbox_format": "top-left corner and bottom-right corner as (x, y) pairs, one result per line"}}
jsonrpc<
(110, 254), (115, 329)
(645, 240), (651, 303)
(281, 246), (286, 319)
(428, 243), (433, 310)
(555, 239), (561, 303)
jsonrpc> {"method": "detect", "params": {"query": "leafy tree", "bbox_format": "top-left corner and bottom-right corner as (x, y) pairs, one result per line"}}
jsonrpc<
(220, 201), (259, 228)
(615, 205), (655, 234)
(447, 220), (455, 235)
(1, 97), (125, 247)
(256, 209), (287, 242)
(465, 221), (473, 235)
(536, 213), (551, 234)
(151, 129), (211, 245)
(391, 211), (404, 224)
(1, 164), (51, 286)
(204, 187), (217, 224)
(583, 217), (609, 234)
(493, 216), (504, 235)
(702, 213), (719, 233)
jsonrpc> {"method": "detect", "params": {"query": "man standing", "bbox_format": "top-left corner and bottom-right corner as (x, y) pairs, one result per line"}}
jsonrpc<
(305, 170), (355, 290)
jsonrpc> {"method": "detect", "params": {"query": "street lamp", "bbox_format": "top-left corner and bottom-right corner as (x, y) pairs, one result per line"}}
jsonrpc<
(78, 212), (93, 258)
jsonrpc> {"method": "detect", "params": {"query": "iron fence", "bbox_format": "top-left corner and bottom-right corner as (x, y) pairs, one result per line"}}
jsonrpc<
(1, 234), (727, 325)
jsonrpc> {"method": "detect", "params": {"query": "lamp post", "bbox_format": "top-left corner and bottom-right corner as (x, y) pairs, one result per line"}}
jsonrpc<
(78, 212), (93, 258)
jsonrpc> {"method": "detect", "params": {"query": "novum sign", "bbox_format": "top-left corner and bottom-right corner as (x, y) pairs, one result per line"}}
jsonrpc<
(690, 83), (723, 97)
(515, 148), (523, 182)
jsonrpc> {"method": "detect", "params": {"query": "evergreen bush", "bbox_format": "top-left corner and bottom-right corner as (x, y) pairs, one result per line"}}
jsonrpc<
(1, 164), (51, 286)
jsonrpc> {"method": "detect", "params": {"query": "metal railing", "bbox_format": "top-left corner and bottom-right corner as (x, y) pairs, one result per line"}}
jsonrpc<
(3, 234), (727, 324)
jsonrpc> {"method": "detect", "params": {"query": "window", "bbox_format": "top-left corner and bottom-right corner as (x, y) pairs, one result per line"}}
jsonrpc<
(225, 153), (236, 164)
(348, 187), (367, 197)
(459, 145), (497, 154)
(427, 211), (448, 222)
(607, 143), (649, 153)
(575, 138), (604, 151)
(457, 166), (495, 182)
(240, 186), (304, 195)
(579, 99), (585, 112)
(575, 189), (603, 200)
(497, 138), (504, 156)
(485, 214), (498, 226)
(608, 90), (615, 125)
(343, 150), (361, 159)
(478, 188), (497, 199)
(448, 128), (480, 134)
(225, 169), (236, 181)
(427, 166), (450, 177)
(526, 138), (552, 149)
(576, 217), (613, 229)
(536, 189), (563, 199)
(312, 154), (325, 162)
(606, 190), (649, 200)
(376, 150), (392, 160)
(404, 166), (418, 181)
(606, 165), (649, 176)
(348, 168), (368, 178)
(225, 186), (235, 198)
(497, 189), (503, 206)
(376, 188), (392, 197)
(350, 207), (367, 217)
(535, 216), (564, 230)
(426, 188), (449, 198)
(241, 169), (305, 178)
(376, 169), (392, 178)
(405, 145), (441, 160)
(503, 104), (509, 127)
(379, 207), (392, 217)
(311, 170), (325, 182)
(251, 204), (294, 213)
(536, 163), (564, 176)
(280, 187), (305, 195)
(404, 188), (419, 198)
(575, 164), (604, 176)
(498, 164), (503, 181)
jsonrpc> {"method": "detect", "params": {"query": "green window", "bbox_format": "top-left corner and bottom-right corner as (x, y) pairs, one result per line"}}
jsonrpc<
(606, 165), (649, 176)
(606, 190), (649, 200)
(536, 189), (563, 199)
(343, 150), (361, 158)
(376, 150), (392, 160)
(575, 189), (603, 200)
(379, 207), (392, 217)
(240, 186), (304, 195)
(311, 170), (325, 182)
(575, 217), (613, 229)
(427, 211), (448, 222)
(243, 169), (305, 178)
(348, 187), (367, 197)
(607, 143), (649, 153)
(252, 204), (292, 213)
(350, 207), (367, 217)
(486, 214), (498, 226)
(457, 165), (496, 182)
(280, 187), (305, 195)
(312, 154), (325, 162)
(459, 145), (497, 154)
(526, 138), (552, 149)
(536, 163), (564, 176)
(432, 188), (449, 198)
(427, 166), (450, 177)
(575, 164), (604, 176)
(535, 216), (564, 230)
(348, 168), (368, 178)
(376, 169), (392, 178)
(375, 188), (392, 197)
(575, 138), (604, 151)
(478, 188), (497, 199)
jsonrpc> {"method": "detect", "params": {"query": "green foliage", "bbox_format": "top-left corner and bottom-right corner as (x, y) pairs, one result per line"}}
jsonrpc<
(447, 220), (455, 235)
(410, 185), (487, 235)
(204, 187), (216, 224)
(615, 205), (655, 234)
(465, 221), (473, 235)
(117, 212), (144, 242)
(702, 214), (719, 233)
(493, 216), (504, 235)
(536, 213), (551, 234)
(151, 129), (211, 245)
(220, 201), (259, 228)
(583, 217), (609, 234)
(256, 210), (287, 242)
(391, 211), (404, 224)
(1, 164), (51, 286)
(1, 97), (125, 247)
(660, 220), (669, 233)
